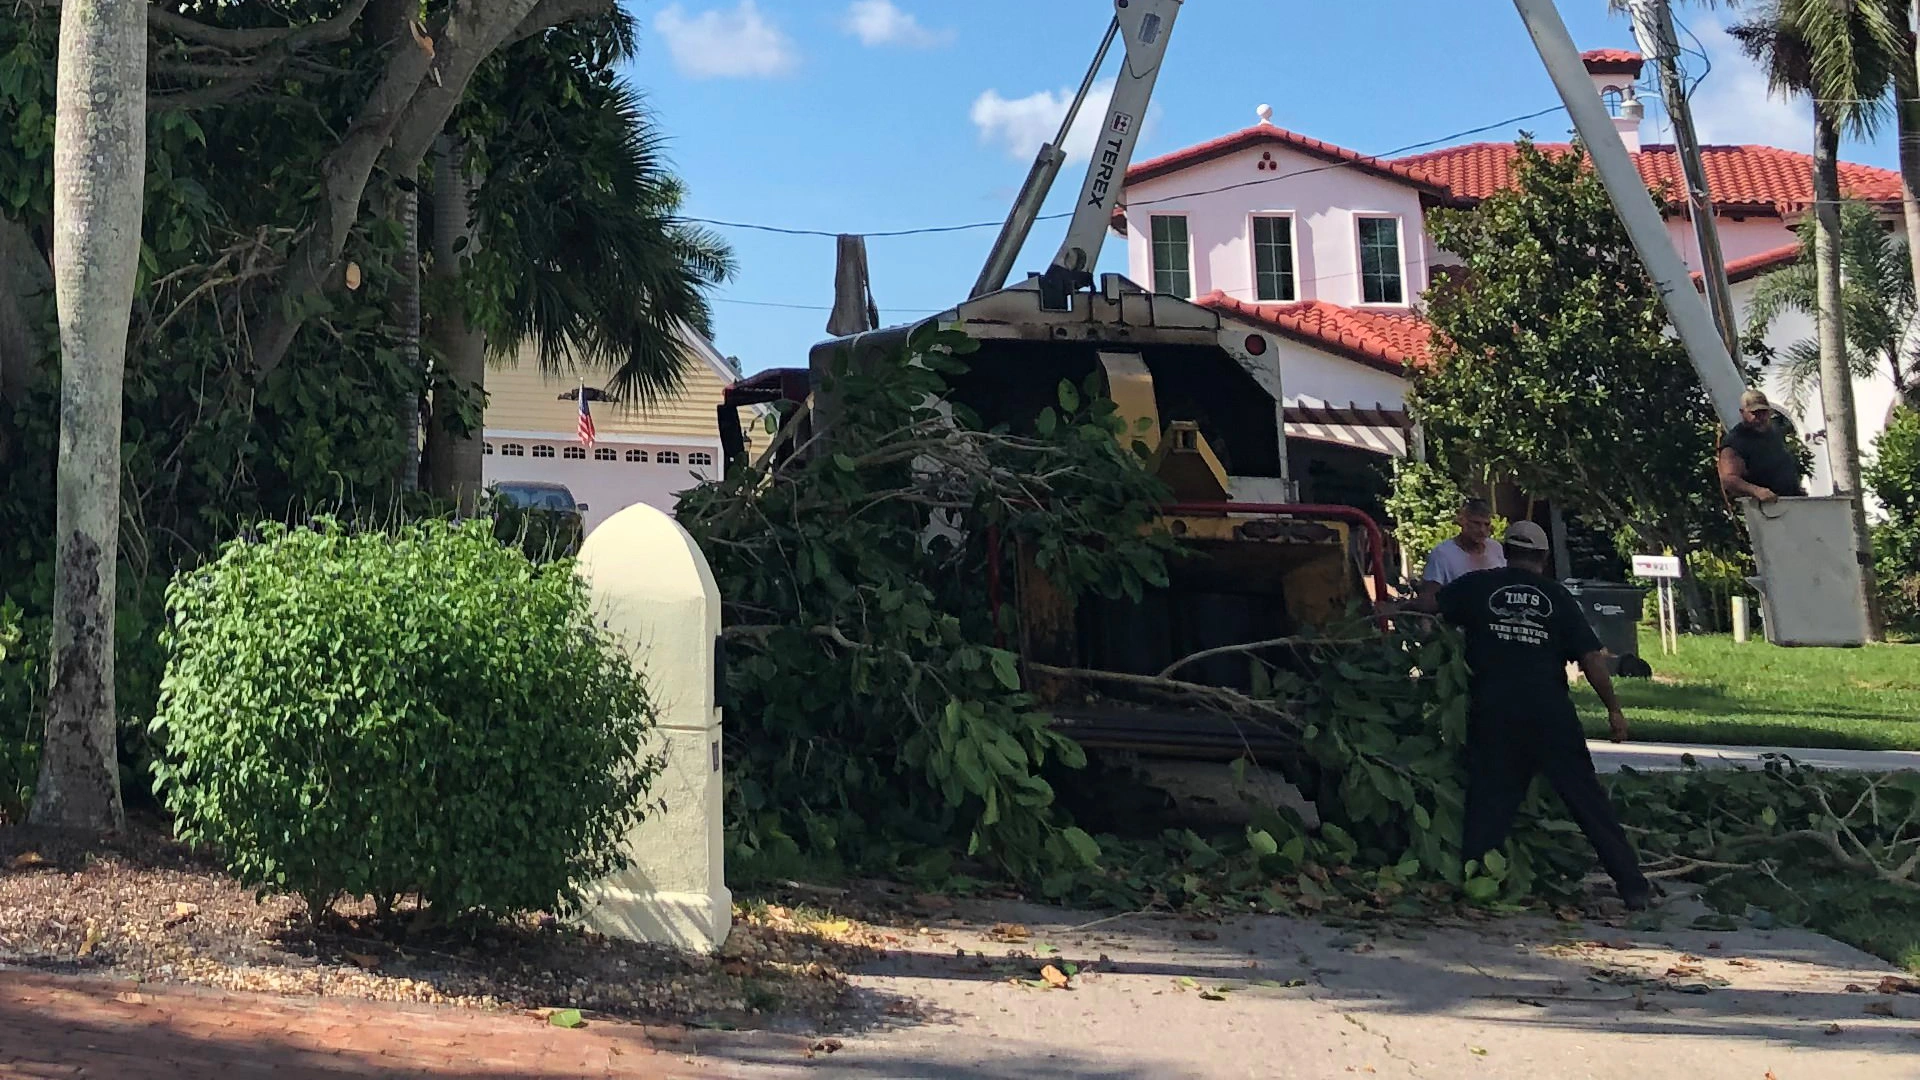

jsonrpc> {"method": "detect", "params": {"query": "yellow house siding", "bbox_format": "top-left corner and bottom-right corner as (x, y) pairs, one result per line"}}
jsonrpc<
(484, 338), (732, 440)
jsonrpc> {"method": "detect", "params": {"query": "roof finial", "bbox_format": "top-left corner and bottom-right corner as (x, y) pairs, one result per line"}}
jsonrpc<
(1256, 103), (1273, 126)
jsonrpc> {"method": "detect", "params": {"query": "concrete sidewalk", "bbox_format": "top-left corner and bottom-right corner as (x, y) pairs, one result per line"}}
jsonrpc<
(1591, 741), (1920, 773)
(706, 891), (1920, 1079)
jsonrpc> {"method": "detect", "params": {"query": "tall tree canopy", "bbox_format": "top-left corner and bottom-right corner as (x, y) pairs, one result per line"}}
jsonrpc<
(0, 1), (729, 806)
(1412, 140), (1743, 612)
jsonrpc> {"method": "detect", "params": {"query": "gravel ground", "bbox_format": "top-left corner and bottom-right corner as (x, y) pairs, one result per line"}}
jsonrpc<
(0, 819), (869, 1029)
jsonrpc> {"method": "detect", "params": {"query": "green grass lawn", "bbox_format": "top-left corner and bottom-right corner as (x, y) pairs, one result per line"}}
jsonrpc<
(1571, 633), (1920, 750)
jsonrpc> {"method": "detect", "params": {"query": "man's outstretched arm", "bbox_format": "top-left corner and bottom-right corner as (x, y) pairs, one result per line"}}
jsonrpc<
(1577, 649), (1630, 742)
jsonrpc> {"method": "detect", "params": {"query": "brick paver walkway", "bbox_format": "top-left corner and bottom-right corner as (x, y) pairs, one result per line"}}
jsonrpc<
(0, 971), (710, 1078)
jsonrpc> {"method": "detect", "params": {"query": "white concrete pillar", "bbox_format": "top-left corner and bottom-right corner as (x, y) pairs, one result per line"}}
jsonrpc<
(571, 503), (731, 953)
(1731, 596), (1750, 643)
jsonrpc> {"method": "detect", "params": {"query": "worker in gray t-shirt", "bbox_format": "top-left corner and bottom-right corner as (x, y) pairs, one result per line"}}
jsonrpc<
(1416, 497), (1506, 601)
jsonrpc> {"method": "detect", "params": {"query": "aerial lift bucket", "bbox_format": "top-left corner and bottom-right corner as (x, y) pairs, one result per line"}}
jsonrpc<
(1741, 497), (1872, 647)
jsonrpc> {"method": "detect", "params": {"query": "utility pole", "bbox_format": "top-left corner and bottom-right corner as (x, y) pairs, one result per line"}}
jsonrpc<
(1627, 0), (1742, 362)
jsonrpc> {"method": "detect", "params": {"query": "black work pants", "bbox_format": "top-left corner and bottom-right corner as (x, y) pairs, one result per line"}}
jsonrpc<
(1462, 707), (1649, 896)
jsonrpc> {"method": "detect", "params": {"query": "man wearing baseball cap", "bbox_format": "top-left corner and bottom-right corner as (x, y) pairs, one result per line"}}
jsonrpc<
(1390, 520), (1653, 910)
(1718, 388), (1806, 503)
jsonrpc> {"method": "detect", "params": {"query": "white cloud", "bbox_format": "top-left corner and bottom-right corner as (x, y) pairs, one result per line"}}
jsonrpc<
(970, 80), (1118, 164)
(655, 1), (797, 79)
(1673, 15), (1811, 152)
(843, 0), (951, 48)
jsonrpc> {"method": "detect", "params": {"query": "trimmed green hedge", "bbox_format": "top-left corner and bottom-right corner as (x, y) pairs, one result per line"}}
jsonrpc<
(151, 518), (662, 922)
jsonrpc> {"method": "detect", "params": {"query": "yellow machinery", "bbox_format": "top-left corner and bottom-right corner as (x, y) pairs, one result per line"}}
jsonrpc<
(719, 278), (1388, 762)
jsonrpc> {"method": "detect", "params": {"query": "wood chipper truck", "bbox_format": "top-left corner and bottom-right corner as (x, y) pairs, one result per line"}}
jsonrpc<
(718, 0), (1388, 765)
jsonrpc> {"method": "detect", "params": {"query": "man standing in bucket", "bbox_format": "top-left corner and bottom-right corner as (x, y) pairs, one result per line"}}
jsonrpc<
(1718, 388), (1806, 503)
(1391, 521), (1653, 910)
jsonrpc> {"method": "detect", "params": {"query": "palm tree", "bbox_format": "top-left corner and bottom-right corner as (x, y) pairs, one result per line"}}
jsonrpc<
(32, 0), (146, 831)
(1886, 0), (1920, 379)
(1732, 0), (1898, 638)
(470, 81), (734, 406)
(1746, 199), (1916, 410)
(420, 15), (734, 506)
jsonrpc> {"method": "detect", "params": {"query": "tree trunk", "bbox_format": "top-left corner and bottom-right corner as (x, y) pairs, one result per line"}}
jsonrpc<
(392, 181), (422, 493)
(1895, 24), (1920, 399)
(0, 215), (53, 407)
(1672, 536), (1710, 633)
(423, 134), (488, 513)
(1811, 107), (1887, 641)
(30, 0), (145, 833)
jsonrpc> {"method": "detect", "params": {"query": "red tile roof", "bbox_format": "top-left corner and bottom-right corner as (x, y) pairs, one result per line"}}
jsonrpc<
(1201, 293), (1432, 373)
(1581, 48), (1645, 76)
(1396, 141), (1903, 216)
(1126, 123), (1451, 194)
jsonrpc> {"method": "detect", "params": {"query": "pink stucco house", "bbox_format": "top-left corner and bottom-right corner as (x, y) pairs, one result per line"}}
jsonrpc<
(1112, 48), (1907, 518)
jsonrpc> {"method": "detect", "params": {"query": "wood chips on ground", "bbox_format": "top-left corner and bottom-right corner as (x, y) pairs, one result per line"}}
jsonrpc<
(0, 818), (870, 1028)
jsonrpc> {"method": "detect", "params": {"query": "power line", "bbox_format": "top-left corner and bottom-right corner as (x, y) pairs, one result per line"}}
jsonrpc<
(683, 104), (1572, 240)
(713, 295), (944, 314)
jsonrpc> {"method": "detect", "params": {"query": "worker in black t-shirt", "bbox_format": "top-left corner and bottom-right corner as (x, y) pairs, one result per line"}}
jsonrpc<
(1718, 388), (1806, 503)
(1389, 521), (1653, 911)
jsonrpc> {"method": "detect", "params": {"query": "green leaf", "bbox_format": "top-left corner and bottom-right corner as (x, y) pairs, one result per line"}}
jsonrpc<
(989, 650), (1021, 690)
(1247, 828), (1280, 857)
(549, 1009), (584, 1029)
(1057, 380), (1081, 413)
(1060, 826), (1101, 867)
(1481, 849), (1507, 877)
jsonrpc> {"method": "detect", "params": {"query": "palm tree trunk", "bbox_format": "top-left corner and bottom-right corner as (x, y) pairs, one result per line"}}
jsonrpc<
(424, 135), (488, 513)
(1812, 105), (1887, 640)
(30, 0), (144, 832)
(0, 215), (50, 407)
(393, 181), (422, 494)
(1895, 23), (1920, 399)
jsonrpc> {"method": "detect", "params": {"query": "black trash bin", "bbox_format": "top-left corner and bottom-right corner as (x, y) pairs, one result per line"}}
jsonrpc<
(1561, 580), (1650, 677)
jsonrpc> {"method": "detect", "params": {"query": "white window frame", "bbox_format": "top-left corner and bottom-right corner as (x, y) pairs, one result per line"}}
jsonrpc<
(1354, 214), (1408, 307)
(1148, 213), (1194, 299)
(1247, 212), (1301, 303)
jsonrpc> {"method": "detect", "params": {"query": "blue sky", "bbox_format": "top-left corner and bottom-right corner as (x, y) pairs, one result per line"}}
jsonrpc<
(620, 0), (1901, 375)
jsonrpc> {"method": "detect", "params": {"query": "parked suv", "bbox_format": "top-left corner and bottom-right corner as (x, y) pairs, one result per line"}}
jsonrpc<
(487, 481), (586, 560)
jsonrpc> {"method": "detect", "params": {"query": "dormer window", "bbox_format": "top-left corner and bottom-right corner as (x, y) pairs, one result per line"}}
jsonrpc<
(1251, 215), (1297, 302)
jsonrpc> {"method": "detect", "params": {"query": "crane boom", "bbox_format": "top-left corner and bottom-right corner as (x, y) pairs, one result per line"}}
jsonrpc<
(971, 0), (1183, 308)
(1509, 0), (1745, 428)
(1040, 0), (1182, 307)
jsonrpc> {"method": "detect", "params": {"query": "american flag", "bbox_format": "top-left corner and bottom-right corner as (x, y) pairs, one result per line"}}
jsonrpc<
(576, 386), (596, 447)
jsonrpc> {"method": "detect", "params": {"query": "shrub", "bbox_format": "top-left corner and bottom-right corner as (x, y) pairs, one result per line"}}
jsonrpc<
(150, 518), (662, 922)
(1867, 406), (1920, 634)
